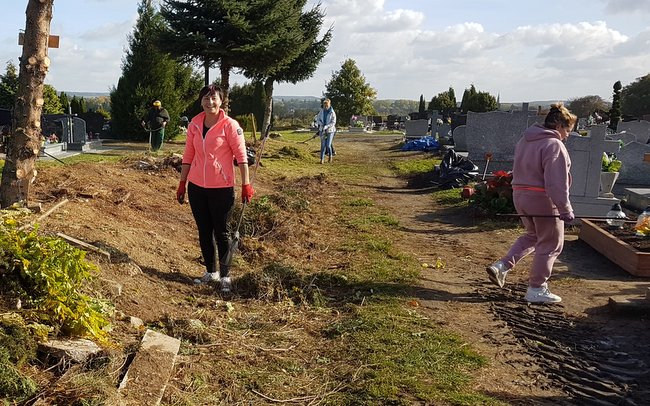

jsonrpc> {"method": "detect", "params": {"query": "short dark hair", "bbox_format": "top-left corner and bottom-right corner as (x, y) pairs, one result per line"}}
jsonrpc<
(199, 84), (225, 102)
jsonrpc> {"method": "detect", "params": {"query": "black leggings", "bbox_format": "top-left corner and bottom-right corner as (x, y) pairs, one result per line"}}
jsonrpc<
(188, 183), (234, 276)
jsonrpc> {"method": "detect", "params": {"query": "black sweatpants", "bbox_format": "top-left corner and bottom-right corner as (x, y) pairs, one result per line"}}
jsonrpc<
(187, 182), (234, 276)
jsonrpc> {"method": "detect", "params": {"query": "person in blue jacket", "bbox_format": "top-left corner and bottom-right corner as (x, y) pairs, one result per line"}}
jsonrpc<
(316, 98), (337, 164)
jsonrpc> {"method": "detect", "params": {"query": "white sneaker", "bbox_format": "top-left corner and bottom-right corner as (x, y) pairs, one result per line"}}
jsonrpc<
(193, 272), (219, 285)
(525, 284), (562, 304)
(220, 276), (232, 293)
(486, 261), (509, 288)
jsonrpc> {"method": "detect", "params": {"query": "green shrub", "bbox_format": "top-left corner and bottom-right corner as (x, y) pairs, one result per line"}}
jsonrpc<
(0, 219), (111, 341)
(0, 315), (38, 400)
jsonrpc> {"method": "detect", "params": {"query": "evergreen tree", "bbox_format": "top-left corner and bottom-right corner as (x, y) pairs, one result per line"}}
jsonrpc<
(160, 0), (250, 110)
(609, 80), (622, 130)
(70, 95), (87, 114)
(59, 91), (70, 113)
(228, 81), (265, 131)
(460, 84), (497, 113)
(0, 61), (19, 109)
(428, 87), (457, 115)
(256, 4), (332, 131)
(111, 0), (202, 141)
(42, 85), (63, 114)
(418, 95), (426, 115)
(325, 59), (377, 125)
(620, 75), (650, 120)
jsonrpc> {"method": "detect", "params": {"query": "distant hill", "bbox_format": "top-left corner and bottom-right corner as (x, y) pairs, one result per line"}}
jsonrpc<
(63, 91), (110, 98)
(500, 100), (567, 110)
(273, 96), (320, 101)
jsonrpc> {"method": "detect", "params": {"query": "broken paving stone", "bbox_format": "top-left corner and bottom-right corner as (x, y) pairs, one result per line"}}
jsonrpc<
(129, 316), (144, 329)
(118, 329), (180, 406)
(39, 338), (102, 364)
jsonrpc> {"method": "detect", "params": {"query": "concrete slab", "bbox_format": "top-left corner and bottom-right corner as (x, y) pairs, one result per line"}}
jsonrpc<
(119, 329), (181, 406)
(625, 188), (650, 211)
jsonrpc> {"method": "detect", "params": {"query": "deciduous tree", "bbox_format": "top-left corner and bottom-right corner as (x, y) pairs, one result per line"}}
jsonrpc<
(566, 95), (609, 119)
(621, 74), (650, 119)
(428, 87), (457, 115)
(325, 59), (377, 125)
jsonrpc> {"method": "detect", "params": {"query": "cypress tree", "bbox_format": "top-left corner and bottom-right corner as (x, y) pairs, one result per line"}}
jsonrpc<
(609, 80), (622, 131)
(59, 91), (70, 113)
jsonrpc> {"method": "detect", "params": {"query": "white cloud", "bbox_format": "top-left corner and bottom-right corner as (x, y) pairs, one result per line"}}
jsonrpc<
(274, 1), (650, 101)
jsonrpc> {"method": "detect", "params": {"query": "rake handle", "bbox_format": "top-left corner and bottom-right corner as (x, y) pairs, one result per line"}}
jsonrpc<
(496, 213), (636, 222)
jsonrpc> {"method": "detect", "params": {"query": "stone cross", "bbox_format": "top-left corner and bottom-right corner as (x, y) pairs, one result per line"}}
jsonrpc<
(566, 125), (621, 215)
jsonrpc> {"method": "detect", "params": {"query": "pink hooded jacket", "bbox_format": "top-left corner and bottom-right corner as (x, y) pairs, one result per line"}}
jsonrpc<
(182, 110), (248, 189)
(512, 123), (573, 214)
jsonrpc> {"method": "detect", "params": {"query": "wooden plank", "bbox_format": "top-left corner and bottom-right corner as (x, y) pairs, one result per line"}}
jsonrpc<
(18, 33), (59, 48)
(55, 232), (111, 260)
(579, 219), (650, 277)
(119, 330), (181, 406)
(19, 198), (69, 231)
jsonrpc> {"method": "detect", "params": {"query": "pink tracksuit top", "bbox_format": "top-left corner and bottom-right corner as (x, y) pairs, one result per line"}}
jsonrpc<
(512, 123), (573, 214)
(182, 110), (248, 189)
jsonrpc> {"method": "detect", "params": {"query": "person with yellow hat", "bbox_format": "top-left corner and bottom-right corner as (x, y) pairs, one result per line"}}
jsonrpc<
(141, 99), (170, 151)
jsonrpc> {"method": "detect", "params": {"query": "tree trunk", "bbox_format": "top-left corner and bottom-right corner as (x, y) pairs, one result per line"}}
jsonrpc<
(219, 61), (231, 113)
(262, 78), (275, 134)
(0, 0), (54, 208)
(203, 57), (210, 86)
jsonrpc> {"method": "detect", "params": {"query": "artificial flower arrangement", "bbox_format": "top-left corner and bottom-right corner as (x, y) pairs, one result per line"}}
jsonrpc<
(470, 170), (515, 215)
(602, 152), (622, 172)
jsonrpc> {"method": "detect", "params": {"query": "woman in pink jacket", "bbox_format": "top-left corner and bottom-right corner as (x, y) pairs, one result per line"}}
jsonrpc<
(176, 85), (255, 293)
(486, 103), (577, 303)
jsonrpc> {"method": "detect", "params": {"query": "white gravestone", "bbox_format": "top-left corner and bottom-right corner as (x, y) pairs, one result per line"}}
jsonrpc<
(565, 125), (621, 216)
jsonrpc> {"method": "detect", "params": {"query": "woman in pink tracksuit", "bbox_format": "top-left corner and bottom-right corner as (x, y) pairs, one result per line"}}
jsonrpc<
(486, 103), (577, 303)
(176, 84), (255, 293)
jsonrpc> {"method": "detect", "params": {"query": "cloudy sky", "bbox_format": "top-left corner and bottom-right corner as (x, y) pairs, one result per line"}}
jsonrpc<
(1, 0), (649, 102)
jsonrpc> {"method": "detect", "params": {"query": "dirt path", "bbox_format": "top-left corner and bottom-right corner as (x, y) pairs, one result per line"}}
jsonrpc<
(338, 133), (650, 405)
(27, 135), (650, 404)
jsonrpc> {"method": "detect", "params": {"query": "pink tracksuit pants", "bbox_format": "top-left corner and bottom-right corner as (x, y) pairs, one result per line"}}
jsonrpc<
(500, 190), (565, 287)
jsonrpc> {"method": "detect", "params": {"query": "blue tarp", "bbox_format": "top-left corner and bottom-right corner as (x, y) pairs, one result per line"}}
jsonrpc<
(401, 136), (440, 151)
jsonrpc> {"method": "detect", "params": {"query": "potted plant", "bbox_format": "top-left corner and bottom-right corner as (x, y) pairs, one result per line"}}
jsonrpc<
(600, 152), (622, 197)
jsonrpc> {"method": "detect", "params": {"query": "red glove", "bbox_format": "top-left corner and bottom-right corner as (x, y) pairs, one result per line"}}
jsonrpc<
(241, 184), (255, 203)
(176, 181), (186, 204)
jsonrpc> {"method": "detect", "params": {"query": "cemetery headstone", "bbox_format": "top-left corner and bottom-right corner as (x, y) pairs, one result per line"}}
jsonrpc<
(404, 119), (429, 140)
(617, 120), (650, 144)
(607, 131), (637, 146)
(565, 125), (621, 216)
(451, 125), (467, 149)
(456, 103), (537, 172)
(617, 140), (650, 185)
